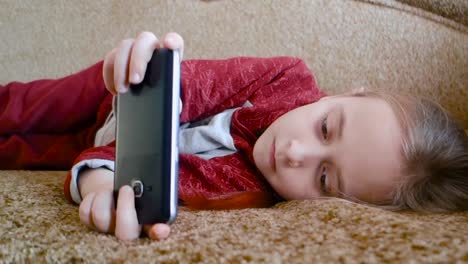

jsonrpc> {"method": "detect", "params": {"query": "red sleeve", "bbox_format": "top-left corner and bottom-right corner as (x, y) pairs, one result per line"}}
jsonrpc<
(0, 61), (112, 170)
(0, 61), (108, 134)
(179, 57), (320, 122)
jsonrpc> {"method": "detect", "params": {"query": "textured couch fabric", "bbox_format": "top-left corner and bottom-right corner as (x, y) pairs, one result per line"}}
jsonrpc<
(0, 0), (467, 263)
(397, 0), (468, 26)
(1, 171), (467, 263)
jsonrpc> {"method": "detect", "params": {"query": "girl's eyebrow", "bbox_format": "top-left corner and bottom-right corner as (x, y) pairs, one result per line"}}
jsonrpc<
(335, 105), (346, 196)
(337, 105), (346, 140)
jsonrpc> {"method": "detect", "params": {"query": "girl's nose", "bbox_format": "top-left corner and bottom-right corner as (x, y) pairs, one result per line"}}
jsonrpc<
(285, 139), (322, 168)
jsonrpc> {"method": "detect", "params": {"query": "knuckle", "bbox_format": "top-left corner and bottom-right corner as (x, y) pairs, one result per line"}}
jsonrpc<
(168, 32), (183, 42)
(79, 203), (92, 224)
(167, 32), (178, 38)
(91, 191), (114, 232)
(79, 205), (89, 221)
(104, 48), (117, 61)
(92, 212), (109, 231)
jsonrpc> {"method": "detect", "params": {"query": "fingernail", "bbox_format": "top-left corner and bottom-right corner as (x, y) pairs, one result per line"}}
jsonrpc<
(121, 185), (132, 193)
(165, 35), (175, 46)
(160, 228), (170, 238)
(119, 86), (128, 93)
(153, 226), (170, 240)
(131, 73), (140, 83)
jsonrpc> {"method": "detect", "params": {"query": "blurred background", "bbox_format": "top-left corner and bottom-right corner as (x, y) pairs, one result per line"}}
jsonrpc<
(1, 0), (466, 126)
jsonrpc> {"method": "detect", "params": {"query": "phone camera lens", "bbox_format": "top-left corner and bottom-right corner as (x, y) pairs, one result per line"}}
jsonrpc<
(131, 180), (144, 198)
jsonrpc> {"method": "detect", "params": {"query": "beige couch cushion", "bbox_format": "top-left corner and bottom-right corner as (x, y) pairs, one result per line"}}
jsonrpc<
(397, 0), (468, 26)
(1, 0), (467, 126)
(1, 171), (467, 263)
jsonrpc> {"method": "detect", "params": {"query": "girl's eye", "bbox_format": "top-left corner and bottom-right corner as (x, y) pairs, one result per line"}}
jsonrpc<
(321, 116), (329, 140)
(320, 167), (328, 194)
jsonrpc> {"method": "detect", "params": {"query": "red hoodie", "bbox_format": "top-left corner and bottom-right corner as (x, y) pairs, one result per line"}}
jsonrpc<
(0, 57), (324, 205)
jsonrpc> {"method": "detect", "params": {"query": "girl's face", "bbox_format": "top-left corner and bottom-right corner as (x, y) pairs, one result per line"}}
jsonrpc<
(253, 96), (404, 204)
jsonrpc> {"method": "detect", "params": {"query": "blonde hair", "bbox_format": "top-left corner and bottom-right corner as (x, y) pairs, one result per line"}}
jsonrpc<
(353, 90), (468, 212)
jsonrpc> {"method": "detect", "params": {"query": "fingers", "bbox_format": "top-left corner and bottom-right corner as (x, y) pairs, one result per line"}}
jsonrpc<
(162, 32), (184, 61)
(128, 32), (159, 85)
(103, 48), (118, 95)
(79, 187), (142, 241)
(115, 185), (142, 241)
(91, 191), (116, 233)
(143, 224), (171, 240)
(79, 192), (96, 228)
(79, 191), (116, 234)
(113, 39), (135, 93)
(79, 187), (173, 241)
(103, 32), (184, 95)
(127, 31), (184, 85)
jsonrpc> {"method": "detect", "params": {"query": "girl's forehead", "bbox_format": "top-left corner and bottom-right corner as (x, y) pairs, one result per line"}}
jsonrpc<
(336, 96), (404, 203)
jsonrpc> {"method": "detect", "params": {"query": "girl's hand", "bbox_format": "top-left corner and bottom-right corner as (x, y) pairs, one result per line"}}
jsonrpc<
(102, 31), (184, 95)
(78, 168), (171, 241)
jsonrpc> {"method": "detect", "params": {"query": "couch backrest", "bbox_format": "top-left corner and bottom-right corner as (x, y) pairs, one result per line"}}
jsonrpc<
(1, 0), (466, 126)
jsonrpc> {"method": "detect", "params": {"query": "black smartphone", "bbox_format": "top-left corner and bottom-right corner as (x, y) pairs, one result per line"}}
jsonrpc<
(114, 48), (180, 224)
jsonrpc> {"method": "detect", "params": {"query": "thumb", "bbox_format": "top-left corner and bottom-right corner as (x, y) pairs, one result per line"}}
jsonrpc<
(115, 185), (142, 240)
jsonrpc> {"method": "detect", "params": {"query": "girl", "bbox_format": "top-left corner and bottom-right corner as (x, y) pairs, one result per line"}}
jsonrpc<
(1, 32), (466, 241)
